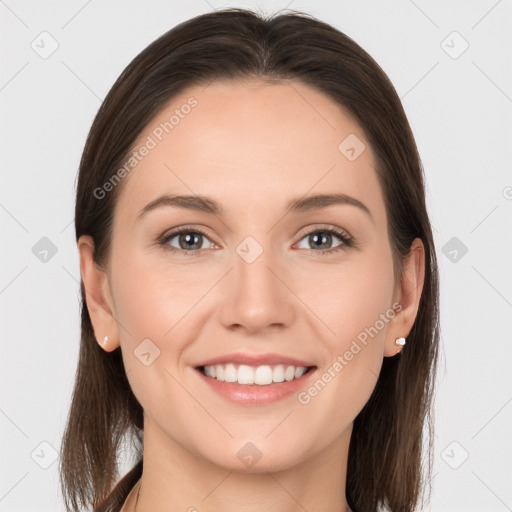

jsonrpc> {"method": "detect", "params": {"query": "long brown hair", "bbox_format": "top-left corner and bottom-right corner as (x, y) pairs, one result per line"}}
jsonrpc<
(60, 8), (440, 512)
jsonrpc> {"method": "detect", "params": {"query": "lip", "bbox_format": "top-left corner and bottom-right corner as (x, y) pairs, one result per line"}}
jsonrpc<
(194, 366), (318, 405)
(194, 352), (314, 368)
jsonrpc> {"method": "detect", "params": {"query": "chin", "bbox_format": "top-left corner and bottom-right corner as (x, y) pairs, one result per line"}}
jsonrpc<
(198, 436), (312, 474)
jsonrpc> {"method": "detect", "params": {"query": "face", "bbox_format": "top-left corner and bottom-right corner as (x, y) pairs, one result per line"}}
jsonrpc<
(97, 80), (403, 472)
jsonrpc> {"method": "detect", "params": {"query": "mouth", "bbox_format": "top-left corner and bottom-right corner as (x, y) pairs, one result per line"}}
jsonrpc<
(196, 363), (317, 386)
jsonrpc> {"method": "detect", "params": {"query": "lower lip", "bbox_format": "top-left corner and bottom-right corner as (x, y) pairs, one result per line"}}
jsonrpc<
(195, 367), (317, 405)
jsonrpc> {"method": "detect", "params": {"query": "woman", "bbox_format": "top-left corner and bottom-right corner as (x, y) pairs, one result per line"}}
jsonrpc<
(59, 8), (440, 512)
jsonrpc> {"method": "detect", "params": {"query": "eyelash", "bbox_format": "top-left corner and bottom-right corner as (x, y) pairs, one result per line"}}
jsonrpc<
(157, 225), (354, 257)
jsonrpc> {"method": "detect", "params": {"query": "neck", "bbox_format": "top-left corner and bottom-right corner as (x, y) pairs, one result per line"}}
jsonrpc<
(133, 416), (353, 512)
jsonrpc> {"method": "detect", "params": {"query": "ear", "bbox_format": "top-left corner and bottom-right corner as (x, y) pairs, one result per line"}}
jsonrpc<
(78, 235), (120, 352)
(384, 238), (426, 357)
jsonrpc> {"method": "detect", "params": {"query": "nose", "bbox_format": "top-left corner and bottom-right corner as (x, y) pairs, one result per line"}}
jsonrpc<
(218, 238), (296, 335)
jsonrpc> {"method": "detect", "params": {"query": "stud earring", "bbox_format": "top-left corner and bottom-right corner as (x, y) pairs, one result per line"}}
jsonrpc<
(103, 335), (109, 345)
(395, 337), (406, 346)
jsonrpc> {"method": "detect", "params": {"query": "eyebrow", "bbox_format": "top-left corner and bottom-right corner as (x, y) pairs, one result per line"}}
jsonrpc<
(136, 193), (372, 222)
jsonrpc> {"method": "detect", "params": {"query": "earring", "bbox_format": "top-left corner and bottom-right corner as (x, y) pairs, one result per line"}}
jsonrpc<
(395, 337), (406, 346)
(103, 335), (109, 345)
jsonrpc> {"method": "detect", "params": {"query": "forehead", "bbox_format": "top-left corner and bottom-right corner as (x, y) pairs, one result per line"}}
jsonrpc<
(114, 79), (385, 225)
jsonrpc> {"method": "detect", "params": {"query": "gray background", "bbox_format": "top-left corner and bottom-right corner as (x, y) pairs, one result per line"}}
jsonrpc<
(1, 0), (511, 511)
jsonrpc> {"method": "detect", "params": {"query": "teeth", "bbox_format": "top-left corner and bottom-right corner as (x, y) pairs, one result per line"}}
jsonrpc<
(295, 366), (306, 379)
(224, 363), (237, 382)
(202, 363), (309, 385)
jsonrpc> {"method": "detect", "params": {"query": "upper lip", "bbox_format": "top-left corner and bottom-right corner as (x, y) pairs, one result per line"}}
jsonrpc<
(195, 352), (315, 368)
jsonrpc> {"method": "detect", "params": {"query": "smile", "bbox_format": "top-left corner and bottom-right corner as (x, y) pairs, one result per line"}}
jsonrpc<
(200, 363), (315, 385)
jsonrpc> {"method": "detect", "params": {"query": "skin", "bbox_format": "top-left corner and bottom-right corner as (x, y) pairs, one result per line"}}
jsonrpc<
(79, 80), (425, 512)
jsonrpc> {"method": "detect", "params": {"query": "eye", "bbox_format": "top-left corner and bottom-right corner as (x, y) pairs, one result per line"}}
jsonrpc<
(158, 224), (354, 256)
(159, 226), (214, 255)
(295, 226), (353, 254)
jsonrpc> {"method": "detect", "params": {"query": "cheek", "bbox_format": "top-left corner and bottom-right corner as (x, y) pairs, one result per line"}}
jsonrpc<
(292, 251), (396, 349)
(293, 257), (395, 435)
(110, 248), (204, 339)
(110, 255), (200, 412)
